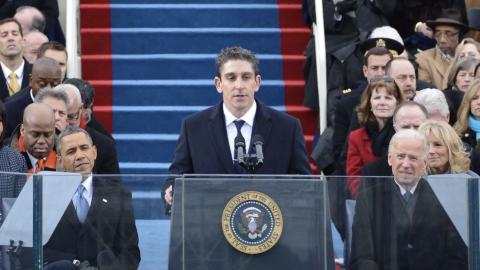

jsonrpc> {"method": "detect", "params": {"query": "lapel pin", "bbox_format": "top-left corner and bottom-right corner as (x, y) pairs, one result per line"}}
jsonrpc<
(102, 198), (108, 203)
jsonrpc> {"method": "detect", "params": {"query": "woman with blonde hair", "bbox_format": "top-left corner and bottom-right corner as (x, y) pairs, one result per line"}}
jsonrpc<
(454, 79), (480, 150)
(346, 76), (404, 198)
(418, 120), (472, 175)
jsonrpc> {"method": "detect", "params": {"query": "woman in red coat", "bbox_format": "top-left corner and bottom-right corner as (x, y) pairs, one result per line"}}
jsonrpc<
(346, 76), (404, 198)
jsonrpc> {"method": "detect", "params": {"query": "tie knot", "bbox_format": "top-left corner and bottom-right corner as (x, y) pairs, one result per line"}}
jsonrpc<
(9, 72), (16, 80)
(77, 185), (86, 195)
(403, 191), (412, 202)
(234, 120), (245, 132)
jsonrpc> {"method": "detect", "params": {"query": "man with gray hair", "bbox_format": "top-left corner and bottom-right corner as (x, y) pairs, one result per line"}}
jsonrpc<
(350, 129), (467, 270)
(54, 84), (120, 174)
(34, 86), (68, 133)
(413, 88), (450, 122)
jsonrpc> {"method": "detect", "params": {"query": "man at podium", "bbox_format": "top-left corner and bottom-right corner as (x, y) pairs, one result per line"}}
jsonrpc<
(162, 46), (311, 213)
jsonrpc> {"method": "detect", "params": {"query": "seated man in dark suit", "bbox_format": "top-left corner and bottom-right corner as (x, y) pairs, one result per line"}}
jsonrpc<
(351, 129), (467, 270)
(162, 46), (311, 212)
(40, 126), (140, 270)
(0, 18), (33, 100)
(17, 102), (57, 173)
(4, 56), (62, 138)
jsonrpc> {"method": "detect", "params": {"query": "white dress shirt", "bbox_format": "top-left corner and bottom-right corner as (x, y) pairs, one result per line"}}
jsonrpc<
(223, 101), (257, 161)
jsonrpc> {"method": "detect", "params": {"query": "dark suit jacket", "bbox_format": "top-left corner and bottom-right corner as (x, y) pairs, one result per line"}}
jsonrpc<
(86, 127), (120, 175)
(87, 114), (113, 140)
(42, 177), (140, 269)
(4, 87), (33, 139)
(0, 60), (32, 101)
(163, 100), (311, 206)
(350, 178), (467, 270)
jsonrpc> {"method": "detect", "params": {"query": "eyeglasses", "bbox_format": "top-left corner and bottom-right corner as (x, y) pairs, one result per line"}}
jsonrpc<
(369, 76), (395, 83)
(434, 30), (459, 40)
(67, 109), (81, 121)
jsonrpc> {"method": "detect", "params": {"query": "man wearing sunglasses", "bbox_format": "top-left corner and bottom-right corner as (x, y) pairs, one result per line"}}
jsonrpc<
(416, 9), (470, 89)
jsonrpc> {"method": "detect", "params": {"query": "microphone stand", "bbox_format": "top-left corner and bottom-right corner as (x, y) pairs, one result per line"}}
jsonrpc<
(238, 153), (263, 174)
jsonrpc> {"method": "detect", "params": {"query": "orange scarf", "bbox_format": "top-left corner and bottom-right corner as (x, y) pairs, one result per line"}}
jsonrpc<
(18, 136), (57, 173)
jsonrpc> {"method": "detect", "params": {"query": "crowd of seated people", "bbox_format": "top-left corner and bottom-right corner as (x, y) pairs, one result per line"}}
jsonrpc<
(0, 1), (479, 269)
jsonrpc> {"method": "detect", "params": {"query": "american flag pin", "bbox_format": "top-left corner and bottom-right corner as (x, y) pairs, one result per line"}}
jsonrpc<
(102, 198), (108, 203)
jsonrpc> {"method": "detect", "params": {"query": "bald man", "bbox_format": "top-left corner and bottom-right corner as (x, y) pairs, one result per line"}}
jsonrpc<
(14, 6), (46, 34)
(56, 84), (120, 174)
(19, 103), (56, 172)
(5, 56), (62, 138)
(23, 31), (49, 63)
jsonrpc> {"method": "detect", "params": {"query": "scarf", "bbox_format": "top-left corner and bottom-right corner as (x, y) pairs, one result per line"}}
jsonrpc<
(469, 115), (480, 141)
(365, 118), (395, 157)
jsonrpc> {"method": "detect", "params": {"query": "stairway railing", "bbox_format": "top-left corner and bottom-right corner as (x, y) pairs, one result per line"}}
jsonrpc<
(313, 0), (327, 133)
(65, 0), (82, 78)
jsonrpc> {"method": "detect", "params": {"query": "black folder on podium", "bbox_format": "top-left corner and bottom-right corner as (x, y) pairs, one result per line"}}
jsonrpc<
(168, 175), (335, 270)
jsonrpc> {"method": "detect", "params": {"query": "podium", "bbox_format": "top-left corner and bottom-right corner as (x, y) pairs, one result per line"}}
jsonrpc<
(168, 175), (335, 270)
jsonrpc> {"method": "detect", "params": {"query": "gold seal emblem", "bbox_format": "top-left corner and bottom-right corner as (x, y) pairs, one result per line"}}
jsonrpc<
(376, 38), (386, 48)
(222, 191), (283, 254)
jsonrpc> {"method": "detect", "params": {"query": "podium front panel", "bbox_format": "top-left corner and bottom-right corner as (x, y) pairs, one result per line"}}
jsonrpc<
(168, 176), (333, 270)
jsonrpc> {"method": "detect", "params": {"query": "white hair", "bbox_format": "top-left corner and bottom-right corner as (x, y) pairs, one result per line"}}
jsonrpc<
(413, 88), (449, 118)
(389, 129), (429, 159)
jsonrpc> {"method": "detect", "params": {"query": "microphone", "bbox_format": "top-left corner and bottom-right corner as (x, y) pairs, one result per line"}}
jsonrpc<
(235, 136), (246, 165)
(253, 134), (264, 166)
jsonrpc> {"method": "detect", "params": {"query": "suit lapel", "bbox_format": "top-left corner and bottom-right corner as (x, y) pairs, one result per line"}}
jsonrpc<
(208, 103), (235, 173)
(21, 61), (32, 89)
(0, 75), (7, 100)
(250, 101), (272, 153)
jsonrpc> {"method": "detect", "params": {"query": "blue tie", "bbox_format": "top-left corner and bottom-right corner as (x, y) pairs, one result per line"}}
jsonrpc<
(75, 185), (89, 223)
(403, 191), (413, 203)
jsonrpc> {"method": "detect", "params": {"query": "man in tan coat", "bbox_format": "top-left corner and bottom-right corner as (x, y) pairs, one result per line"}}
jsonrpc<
(416, 9), (469, 89)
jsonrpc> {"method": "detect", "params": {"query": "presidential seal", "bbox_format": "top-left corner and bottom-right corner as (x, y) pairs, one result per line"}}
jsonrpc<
(221, 191), (283, 254)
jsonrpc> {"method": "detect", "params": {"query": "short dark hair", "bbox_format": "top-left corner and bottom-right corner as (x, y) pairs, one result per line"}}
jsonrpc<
(56, 126), (93, 155)
(0, 18), (23, 37)
(37, 41), (67, 58)
(363, 47), (392, 67)
(64, 78), (95, 108)
(393, 101), (428, 124)
(215, 46), (259, 77)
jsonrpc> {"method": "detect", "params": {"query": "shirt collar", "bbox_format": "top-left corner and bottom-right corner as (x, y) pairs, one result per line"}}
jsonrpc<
(1, 60), (25, 78)
(26, 151), (39, 168)
(223, 101), (257, 127)
(394, 178), (418, 195)
(82, 174), (93, 196)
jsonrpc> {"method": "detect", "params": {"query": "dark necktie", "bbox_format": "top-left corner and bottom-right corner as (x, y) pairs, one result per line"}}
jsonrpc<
(233, 120), (245, 162)
(403, 191), (413, 203)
